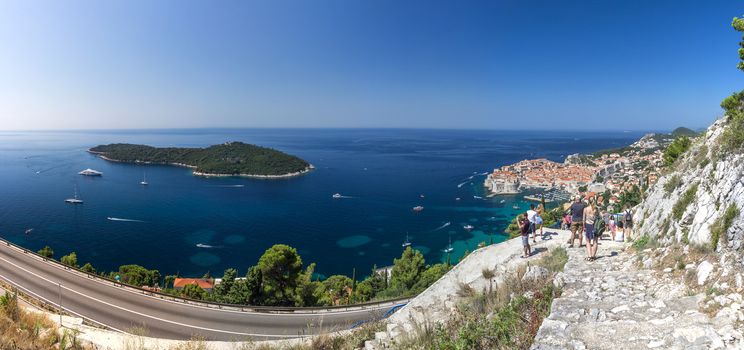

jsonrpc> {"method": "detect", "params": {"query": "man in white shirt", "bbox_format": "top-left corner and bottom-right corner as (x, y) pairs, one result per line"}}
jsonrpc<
(527, 204), (538, 244)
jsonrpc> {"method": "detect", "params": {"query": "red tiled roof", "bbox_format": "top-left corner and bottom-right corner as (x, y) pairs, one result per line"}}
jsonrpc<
(173, 278), (214, 289)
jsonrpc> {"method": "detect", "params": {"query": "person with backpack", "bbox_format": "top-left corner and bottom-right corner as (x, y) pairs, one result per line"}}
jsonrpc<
(567, 196), (586, 248)
(623, 206), (634, 242)
(519, 213), (531, 258)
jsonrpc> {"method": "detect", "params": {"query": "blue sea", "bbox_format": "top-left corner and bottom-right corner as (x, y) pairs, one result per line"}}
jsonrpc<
(0, 129), (644, 279)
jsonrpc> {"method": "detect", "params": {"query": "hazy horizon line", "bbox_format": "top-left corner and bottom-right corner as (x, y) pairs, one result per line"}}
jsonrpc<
(0, 125), (695, 134)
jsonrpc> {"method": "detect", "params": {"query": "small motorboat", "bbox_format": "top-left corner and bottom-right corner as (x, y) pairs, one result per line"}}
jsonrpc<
(473, 195), (483, 199)
(499, 199), (506, 204)
(455, 197), (461, 201)
(333, 193), (342, 199)
(24, 228), (33, 235)
(512, 205), (520, 210)
(463, 225), (474, 231)
(412, 206), (424, 212)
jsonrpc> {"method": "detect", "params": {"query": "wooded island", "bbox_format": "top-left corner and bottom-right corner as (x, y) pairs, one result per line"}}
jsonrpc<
(89, 142), (312, 177)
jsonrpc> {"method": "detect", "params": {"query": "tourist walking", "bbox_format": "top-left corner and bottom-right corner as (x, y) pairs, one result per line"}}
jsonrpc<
(583, 200), (599, 261)
(567, 196), (586, 248)
(527, 204), (538, 244)
(519, 214), (531, 258)
(623, 206), (634, 242)
(609, 215), (617, 241)
(536, 203), (545, 239)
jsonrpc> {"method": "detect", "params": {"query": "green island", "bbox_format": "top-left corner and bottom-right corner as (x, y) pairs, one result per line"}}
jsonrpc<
(89, 142), (312, 177)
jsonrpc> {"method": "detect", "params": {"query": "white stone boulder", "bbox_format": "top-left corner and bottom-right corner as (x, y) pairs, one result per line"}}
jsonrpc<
(522, 266), (550, 284)
(697, 261), (714, 286)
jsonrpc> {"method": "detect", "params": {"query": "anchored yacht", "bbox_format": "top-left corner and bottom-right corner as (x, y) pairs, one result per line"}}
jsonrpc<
(78, 168), (103, 176)
(65, 186), (83, 204)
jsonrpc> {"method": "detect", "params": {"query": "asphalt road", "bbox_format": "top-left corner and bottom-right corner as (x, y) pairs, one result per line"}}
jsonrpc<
(0, 241), (405, 341)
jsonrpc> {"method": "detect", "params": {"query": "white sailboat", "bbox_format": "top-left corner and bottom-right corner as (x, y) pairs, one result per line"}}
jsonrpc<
(140, 172), (148, 186)
(442, 236), (454, 253)
(65, 186), (83, 204)
(402, 233), (412, 248)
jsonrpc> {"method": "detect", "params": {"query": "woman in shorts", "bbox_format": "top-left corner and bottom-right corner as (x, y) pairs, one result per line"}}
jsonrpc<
(583, 201), (598, 261)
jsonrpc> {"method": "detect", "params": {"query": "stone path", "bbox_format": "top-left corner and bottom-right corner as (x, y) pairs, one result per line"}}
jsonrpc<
(532, 239), (741, 350)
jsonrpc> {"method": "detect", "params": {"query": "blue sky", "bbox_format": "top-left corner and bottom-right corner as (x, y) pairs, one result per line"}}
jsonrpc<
(0, 0), (741, 130)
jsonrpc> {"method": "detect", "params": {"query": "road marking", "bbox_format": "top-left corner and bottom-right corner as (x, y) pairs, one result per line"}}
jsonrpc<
(0, 255), (307, 338)
(0, 243), (403, 316)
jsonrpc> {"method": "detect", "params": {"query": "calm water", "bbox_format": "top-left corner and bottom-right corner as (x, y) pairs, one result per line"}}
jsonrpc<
(0, 129), (643, 278)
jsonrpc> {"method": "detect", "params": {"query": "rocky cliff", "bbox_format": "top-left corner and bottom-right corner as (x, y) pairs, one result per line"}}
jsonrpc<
(635, 117), (744, 255)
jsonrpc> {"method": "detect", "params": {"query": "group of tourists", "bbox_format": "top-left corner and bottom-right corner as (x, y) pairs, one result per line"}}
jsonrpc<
(518, 195), (634, 261)
(565, 196), (634, 261)
(518, 203), (544, 258)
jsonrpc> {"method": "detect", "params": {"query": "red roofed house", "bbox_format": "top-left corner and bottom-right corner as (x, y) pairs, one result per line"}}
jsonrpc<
(173, 278), (215, 292)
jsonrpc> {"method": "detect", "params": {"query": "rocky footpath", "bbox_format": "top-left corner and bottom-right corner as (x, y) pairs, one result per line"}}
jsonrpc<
(532, 240), (742, 350)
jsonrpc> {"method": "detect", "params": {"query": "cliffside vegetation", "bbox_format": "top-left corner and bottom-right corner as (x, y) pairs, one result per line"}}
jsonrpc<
(663, 136), (692, 166)
(719, 16), (744, 152)
(183, 245), (451, 307)
(0, 289), (88, 350)
(394, 247), (567, 350)
(89, 142), (310, 176)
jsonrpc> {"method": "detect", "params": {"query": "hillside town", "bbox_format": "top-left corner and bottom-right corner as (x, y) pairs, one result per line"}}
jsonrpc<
(484, 133), (675, 209)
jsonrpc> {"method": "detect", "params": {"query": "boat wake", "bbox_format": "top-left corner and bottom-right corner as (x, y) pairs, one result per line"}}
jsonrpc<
(432, 222), (451, 231)
(457, 181), (470, 188)
(107, 217), (145, 223)
(214, 185), (245, 188)
(196, 243), (221, 248)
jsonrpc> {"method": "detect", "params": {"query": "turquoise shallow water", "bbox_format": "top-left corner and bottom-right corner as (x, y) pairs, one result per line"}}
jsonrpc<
(0, 129), (643, 278)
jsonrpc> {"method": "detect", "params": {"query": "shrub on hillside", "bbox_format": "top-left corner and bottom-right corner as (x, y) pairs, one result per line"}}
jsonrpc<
(663, 136), (692, 166)
(672, 183), (698, 221)
(709, 205), (740, 251)
(664, 175), (682, 196)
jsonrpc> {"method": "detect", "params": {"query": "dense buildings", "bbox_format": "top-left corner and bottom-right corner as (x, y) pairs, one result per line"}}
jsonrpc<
(484, 158), (595, 194)
(484, 132), (675, 211)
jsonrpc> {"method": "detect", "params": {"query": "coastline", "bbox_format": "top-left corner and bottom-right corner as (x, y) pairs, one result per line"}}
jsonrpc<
(88, 150), (314, 179)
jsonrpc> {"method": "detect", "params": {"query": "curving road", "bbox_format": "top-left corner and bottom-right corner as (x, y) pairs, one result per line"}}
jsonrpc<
(0, 239), (406, 341)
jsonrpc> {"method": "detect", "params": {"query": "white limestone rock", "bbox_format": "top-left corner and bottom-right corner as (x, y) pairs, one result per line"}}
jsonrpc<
(697, 261), (714, 286)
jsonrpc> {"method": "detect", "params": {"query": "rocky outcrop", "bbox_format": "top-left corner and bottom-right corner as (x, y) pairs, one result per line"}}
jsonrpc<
(364, 230), (573, 349)
(634, 118), (744, 252)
